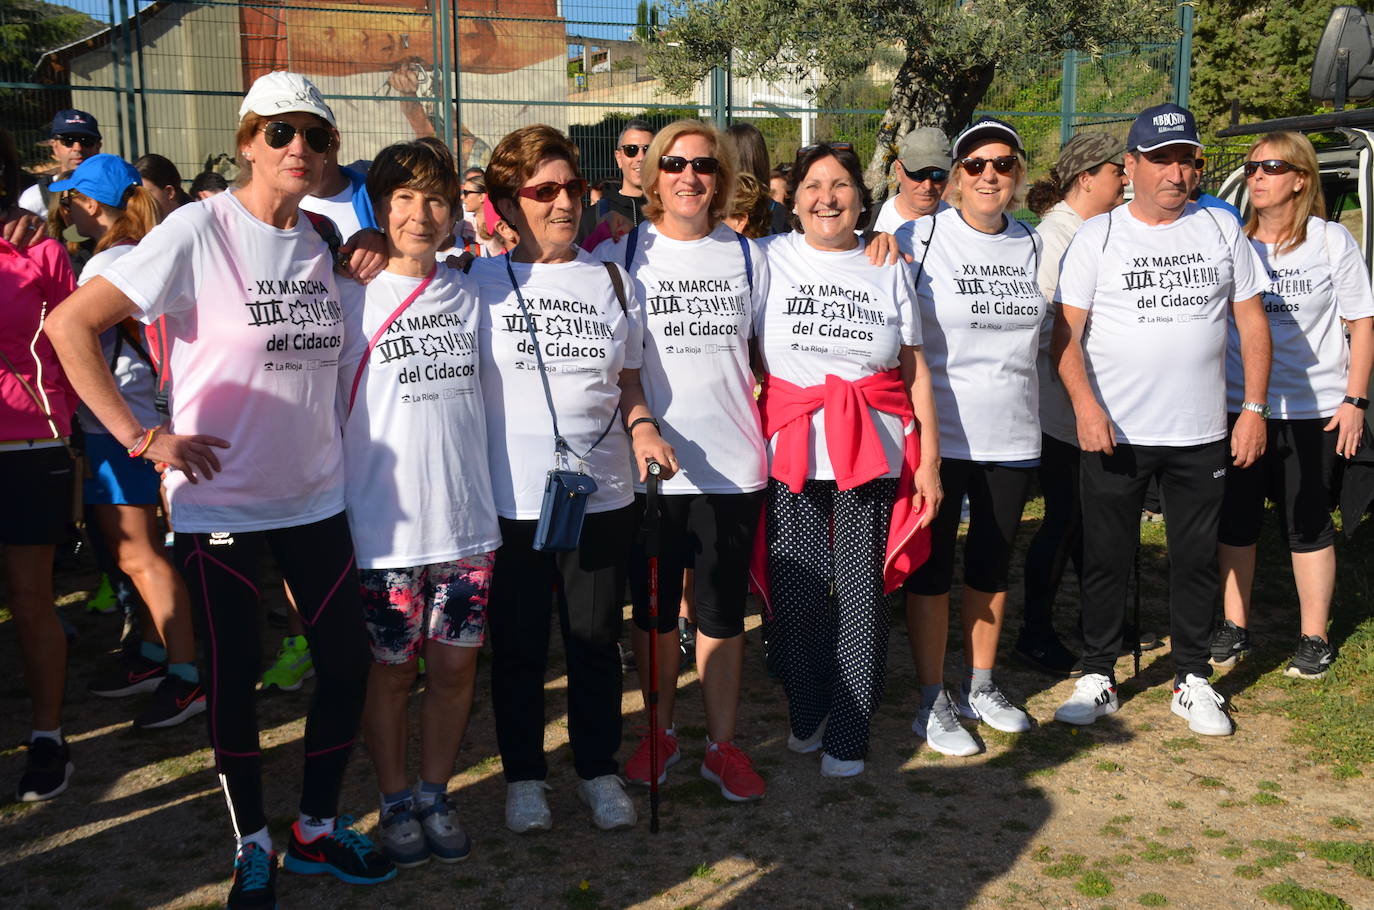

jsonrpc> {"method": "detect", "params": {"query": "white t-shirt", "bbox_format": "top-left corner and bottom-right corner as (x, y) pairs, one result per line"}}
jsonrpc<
(338, 267), (501, 569)
(102, 191), (346, 532)
(756, 231), (921, 480)
(1227, 217), (1374, 419)
(300, 182), (363, 241)
(19, 183), (47, 217)
(1034, 200), (1086, 445)
(597, 222), (768, 494)
(471, 249), (642, 519)
(871, 197), (950, 235)
(76, 244), (160, 434)
(896, 208), (1044, 461)
(1056, 202), (1267, 446)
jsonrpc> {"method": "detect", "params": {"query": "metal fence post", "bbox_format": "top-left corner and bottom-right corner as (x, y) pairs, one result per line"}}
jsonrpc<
(437, 0), (456, 152)
(710, 65), (727, 129)
(1173, 2), (1194, 108)
(1060, 49), (1078, 147)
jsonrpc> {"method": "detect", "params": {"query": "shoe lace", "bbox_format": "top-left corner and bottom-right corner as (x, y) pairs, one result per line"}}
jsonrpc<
(930, 698), (962, 732)
(235, 844), (271, 889)
(1180, 678), (1224, 708)
(971, 684), (1015, 712)
(420, 794), (455, 832)
(712, 741), (755, 774)
(330, 816), (379, 861)
(1294, 636), (1329, 663)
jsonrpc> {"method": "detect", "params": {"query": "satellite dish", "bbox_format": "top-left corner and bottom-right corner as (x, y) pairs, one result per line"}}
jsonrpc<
(1311, 6), (1374, 108)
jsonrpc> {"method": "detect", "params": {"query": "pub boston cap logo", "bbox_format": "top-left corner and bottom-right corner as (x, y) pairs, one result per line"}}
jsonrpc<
(1127, 103), (1202, 153)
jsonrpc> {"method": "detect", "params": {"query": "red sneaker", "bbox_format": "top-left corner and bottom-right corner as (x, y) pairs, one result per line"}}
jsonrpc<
(700, 741), (766, 802)
(623, 728), (679, 785)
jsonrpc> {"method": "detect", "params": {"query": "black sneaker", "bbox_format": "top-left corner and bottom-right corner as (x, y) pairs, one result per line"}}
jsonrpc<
(1013, 629), (1079, 676)
(679, 618), (697, 664)
(89, 651), (166, 697)
(1285, 635), (1334, 680)
(134, 675), (207, 729)
(1121, 624), (1165, 654)
(16, 736), (73, 802)
(618, 641), (636, 675)
(1209, 620), (1251, 668)
(283, 816), (397, 884)
(228, 842), (277, 909)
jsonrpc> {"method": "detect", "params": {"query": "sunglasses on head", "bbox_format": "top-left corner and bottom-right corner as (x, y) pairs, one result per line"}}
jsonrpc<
(1243, 158), (1299, 177)
(261, 120), (333, 154)
(658, 155), (719, 174)
(619, 144), (649, 158)
(958, 156), (1018, 176)
(516, 177), (588, 202)
(900, 163), (950, 183)
(56, 135), (98, 149)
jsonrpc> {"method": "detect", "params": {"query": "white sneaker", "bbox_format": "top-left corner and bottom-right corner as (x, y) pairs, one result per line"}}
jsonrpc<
(577, 774), (637, 831)
(958, 681), (1032, 733)
(787, 715), (828, 754)
(1054, 673), (1118, 726)
(505, 780), (552, 834)
(1171, 674), (1233, 736)
(912, 692), (980, 756)
(819, 753), (864, 778)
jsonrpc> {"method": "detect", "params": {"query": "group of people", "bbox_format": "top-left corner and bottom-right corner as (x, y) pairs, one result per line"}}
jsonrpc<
(1, 68), (1368, 909)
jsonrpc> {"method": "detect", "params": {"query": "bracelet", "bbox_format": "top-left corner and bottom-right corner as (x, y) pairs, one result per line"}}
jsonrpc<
(627, 416), (660, 435)
(127, 427), (158, 458)
(1343, 395), (1370, 410)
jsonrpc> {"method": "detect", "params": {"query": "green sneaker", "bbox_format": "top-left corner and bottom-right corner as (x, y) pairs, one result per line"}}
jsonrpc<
(260, 635), (314, 692)
(87, 574), (118, 614)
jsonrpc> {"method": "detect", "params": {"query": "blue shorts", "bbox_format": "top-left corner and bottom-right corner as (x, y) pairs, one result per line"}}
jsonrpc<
(84, 433), (162, 506)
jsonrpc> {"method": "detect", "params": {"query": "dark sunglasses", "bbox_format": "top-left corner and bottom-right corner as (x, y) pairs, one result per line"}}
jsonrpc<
(1243, 158), (1299, 177)
(516, 178), (588, 202)
(261, 121), (333, 154)
(459, 188), (483, 197)
(619, 144), (649, 157)
(900, 163), (950, 183)
(56, 135), (98, 149)
(658, 155), (719, 174)
(959, 156), (1018, 176)
(797, 142), (855, 158)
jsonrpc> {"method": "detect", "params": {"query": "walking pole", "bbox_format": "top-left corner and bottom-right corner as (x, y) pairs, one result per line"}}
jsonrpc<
(642, 461), (663, 833)
(1132, 538), (1142, 677)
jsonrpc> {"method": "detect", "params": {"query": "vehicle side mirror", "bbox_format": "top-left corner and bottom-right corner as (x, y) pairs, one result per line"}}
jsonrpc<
(1311, 6), (1374, 108)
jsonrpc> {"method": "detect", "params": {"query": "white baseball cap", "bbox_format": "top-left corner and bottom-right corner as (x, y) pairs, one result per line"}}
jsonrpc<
(238, 71), (336, 128)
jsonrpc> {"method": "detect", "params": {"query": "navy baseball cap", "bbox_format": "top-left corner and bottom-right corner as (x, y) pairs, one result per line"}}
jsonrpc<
(1127, 103), (1201, 153)
(50, 155), (140, 208)
(952, 116), (1024, 159)
(49, 109), (101, 141)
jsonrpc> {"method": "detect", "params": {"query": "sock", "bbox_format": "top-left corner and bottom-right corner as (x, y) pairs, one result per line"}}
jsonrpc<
(919, 683), (944, 709)
(168, 662), (199, 684)
(297, 814), (335, 841)
(664, 726), (676, 739)
(381, 787), (412, 813)
(237, 825), (273, 856)
(967, 666), (994, 693)
(30, 727), (62, 745)
(415, 780), (445, 808)
(140, 640), (168, 664)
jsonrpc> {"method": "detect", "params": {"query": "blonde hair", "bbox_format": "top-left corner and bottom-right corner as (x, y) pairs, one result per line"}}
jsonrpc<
(642, 119), (737, 228)
(1243, 131), (1325, 255)
(724, 173), (770, 238)
(949, 148), (1029, 212)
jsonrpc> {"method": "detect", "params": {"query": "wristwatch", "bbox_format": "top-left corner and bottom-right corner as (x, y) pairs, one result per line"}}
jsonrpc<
(1343, 395), (1370, 410)
(1240, 401), (1271, 419)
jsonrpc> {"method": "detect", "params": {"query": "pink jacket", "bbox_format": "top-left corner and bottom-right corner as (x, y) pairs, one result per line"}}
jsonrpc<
(1, 237), (77, 441)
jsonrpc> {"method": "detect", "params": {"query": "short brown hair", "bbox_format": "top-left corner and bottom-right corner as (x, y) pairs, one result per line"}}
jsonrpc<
(485, 124), (581, 207)
(786, 143), (871, 233)
(367, 138), (462, 219)
(642, 119), (737, 228)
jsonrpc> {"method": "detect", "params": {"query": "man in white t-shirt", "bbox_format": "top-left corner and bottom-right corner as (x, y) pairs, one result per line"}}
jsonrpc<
(299, 145), (377, 240)
(1051, 103), (1272, 737)
(869, 127), (951, 234)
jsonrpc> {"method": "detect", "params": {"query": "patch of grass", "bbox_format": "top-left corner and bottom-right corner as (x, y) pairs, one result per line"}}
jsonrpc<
(1109, 814), (1134, 824)
(1203, 828), (1227, 838)
(1099, 825), (1125, 838)
(1166, 800), (1186, 809)
(1258, 879), (1352, 910)
(1031, 844), (1054, 863)
(1252, 792), (1287, 806)
(1328, 816), (1361, 831)
(691, 863), (714, 880)
(1139, 842), (1196, 865)
(1331, 765), (1363, 780)
(1256, 851), (1299, 870)
(1095, 760), (1124, 772)
(1196, 776), (1227, 789)
(1257, 780), (1282, 792)
(464, 754), (502, 775)
(1138, 894), (1169, 906)
(1219, 799), (1246, 808)
(1075, 871), (1114, 897)
(1155, 826), (1175, 836)
(1043, 854), (1086, 878)
(1309, 840), (1374, 879)
(562, 882), (604, 910)
(1235, 865), (1264, 880)
(1221, 846), (1246, 859)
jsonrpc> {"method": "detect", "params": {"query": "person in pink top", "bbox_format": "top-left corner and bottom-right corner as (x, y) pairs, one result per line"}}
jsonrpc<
(1, 230), (77, 804)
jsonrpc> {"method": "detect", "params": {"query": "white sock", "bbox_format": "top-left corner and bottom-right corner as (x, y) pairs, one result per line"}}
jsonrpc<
(237, 825), (272, 856)
(31, 728), (62, 745)
(297, 813), (335, 841)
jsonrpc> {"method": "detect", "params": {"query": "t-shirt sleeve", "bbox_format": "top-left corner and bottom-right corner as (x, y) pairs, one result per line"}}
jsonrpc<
(893, 219), (915, 261)
(335, 278), (368, 424)
(101, 210), (202, 323)
(753, 234), (782, 337)
(895, 261), (922, 347)
(612, 262), (644, 371)
(1054, 225), (1100, 311)
(746, 236), (770, 340)
(1326, 221), (1374, 320)
(1227, 220), (1267, 301)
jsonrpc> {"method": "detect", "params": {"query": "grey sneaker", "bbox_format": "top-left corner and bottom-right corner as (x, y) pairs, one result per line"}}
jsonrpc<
(957, 681), (1032, 733)
(377, 802), (429, 868)
(505, 780), (552, 834)
(417, 793), (471, 863)
(912, 691), (980, 756)
(576, 775), (636, 831)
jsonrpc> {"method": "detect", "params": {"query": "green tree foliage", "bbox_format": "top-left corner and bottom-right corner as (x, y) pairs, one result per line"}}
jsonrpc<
(643, 0), (1179, 196)
(1191, 0), (1334, 137)
(0, 0), (101, 73)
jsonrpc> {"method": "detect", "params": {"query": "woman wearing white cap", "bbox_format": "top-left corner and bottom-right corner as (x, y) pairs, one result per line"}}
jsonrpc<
(896, 116), (1043, 756)
(48, 71), (392, 908)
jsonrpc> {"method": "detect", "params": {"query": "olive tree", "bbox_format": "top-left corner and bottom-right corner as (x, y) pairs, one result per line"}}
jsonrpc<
(643, 0), (1179, 197)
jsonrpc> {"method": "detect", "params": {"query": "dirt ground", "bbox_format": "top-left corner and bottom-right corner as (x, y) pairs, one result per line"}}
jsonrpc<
(1, 514), (1371, 910)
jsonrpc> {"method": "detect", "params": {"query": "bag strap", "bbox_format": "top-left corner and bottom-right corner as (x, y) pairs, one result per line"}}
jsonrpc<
(912, 212), (940, 286)
(115, 320), (156, 373)
(604, 260), (628, 313)
(302, 210), (343, 263)
(623, 222), (641, 272)
(348, 266), (437, 415)
(736, 232), (754, 296)
(504, 255), (618, 462)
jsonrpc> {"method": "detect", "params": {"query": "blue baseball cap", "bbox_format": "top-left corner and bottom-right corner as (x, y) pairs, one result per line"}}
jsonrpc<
(1127, 103), (1202, 153)
(50, 155), (141, 208)
(49, 109), (101, 141)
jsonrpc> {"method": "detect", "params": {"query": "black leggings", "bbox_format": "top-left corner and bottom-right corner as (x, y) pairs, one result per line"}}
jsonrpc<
(175, 511), (370, 837)
(1021, 434), (1082, 632)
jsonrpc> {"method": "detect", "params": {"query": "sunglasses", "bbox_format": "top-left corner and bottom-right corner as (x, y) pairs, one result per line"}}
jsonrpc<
(959, 156), (1018, 176)
(56, 135), (98, 149)
(261, 121), (333, 154)
(1243, 158), (1299, 177)
(619, 144), (649, 158)
(516, 178), (588, 202)
(460, 188), (483, 197)
(658, 155), (719, 174)
(901, 163), (950, 183)
(797, 142), (855, 158)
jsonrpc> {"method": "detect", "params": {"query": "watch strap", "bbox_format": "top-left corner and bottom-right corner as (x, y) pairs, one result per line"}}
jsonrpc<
(1343, 395), (1370, 410)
